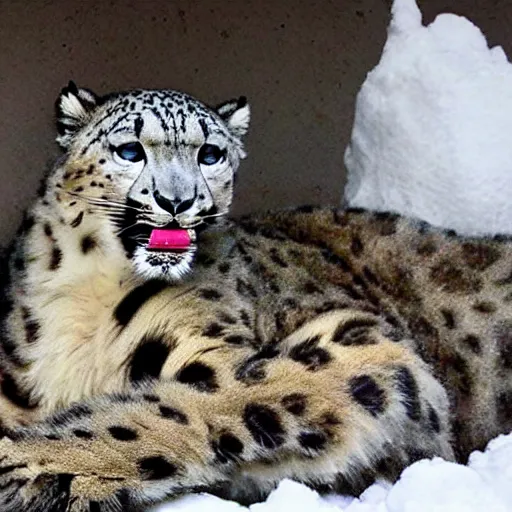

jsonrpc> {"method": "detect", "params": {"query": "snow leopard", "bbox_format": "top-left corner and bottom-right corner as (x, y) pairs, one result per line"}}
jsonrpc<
(0, 83), (510, 511)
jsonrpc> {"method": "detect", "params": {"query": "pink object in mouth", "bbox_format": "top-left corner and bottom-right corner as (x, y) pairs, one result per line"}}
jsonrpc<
(147, 229), (193, 251)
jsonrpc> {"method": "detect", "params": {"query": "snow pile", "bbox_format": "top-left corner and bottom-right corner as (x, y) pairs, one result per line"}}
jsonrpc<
(344, 0), (512, 235)
(155, 433), (512, 512)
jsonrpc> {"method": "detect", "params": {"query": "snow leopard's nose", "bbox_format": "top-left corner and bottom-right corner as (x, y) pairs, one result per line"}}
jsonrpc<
(153, 189), (197, 216)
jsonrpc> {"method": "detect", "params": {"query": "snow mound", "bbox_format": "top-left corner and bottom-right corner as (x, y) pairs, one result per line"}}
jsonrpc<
(344, 0), (512, 235)
(155, 433), (512, 511)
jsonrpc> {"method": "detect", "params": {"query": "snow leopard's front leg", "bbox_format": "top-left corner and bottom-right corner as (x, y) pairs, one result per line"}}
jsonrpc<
(0, 310), (453, 511)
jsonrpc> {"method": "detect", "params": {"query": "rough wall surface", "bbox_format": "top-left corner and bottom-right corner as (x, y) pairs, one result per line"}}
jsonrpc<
(0, 0), (509, 245)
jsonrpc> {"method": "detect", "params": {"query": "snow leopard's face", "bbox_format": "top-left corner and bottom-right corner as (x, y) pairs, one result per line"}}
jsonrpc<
(53, 83), (250, 281)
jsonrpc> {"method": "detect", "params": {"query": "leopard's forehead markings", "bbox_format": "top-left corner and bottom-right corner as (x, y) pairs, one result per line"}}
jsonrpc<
(80, 90), (226, 156)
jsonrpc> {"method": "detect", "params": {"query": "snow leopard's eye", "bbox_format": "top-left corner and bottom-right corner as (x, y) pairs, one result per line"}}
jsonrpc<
(114, 142), (146, 163)
(198, 144), (226, 166)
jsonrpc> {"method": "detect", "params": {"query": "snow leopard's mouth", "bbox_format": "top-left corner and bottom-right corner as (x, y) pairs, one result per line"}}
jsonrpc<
(116, 199), (223, 281)
(118, 221), (200, 280)
(146, 228), (197, 252)
(119, 221), (199, 257)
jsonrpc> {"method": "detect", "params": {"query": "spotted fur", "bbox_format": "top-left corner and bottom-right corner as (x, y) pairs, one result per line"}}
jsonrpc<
(0, 85), (510, 510)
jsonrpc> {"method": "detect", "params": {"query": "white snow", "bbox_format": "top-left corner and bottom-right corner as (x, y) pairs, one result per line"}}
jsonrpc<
(344, 0), (512, 235)
(155, 433), (512, 511)
(155, 0), (512, 510)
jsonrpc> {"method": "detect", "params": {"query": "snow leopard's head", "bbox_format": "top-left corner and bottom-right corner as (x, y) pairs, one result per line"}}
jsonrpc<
(52, 82), (249, 281)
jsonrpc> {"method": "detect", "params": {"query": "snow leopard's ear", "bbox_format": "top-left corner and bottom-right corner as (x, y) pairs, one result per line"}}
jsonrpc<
(215, 96), (250, 138)
(55, 81), (99, 148)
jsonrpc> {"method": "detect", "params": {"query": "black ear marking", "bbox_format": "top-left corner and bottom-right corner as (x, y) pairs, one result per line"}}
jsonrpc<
(66, 80), (79, 96)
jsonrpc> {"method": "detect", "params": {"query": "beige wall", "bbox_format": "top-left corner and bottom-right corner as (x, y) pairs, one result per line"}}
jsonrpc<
(0, 0), (510, 245)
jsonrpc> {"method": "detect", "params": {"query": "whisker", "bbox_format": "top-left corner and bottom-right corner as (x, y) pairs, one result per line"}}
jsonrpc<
(88, 207), (125, 215)
(178, 210), (229, 228)
(65, 192), (148, 213)
(116, 220), (148, 236)
(202, 210), (229, 219)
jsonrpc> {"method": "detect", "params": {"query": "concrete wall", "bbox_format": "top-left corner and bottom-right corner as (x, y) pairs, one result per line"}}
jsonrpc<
(0, 0), (510, 245)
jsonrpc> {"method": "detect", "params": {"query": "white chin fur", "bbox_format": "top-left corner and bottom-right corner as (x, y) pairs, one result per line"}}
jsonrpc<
(132, 246), (197, 282)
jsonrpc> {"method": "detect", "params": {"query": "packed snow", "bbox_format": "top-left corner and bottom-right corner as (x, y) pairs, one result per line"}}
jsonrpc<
(155, 433), (512, 512)
(157, 0), (512, 510)
(344, 0), (512, 235)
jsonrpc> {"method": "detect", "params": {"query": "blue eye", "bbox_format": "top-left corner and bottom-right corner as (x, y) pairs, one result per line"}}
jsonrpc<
(198, 144), (225, 166)
(114, 142), (145, 162)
